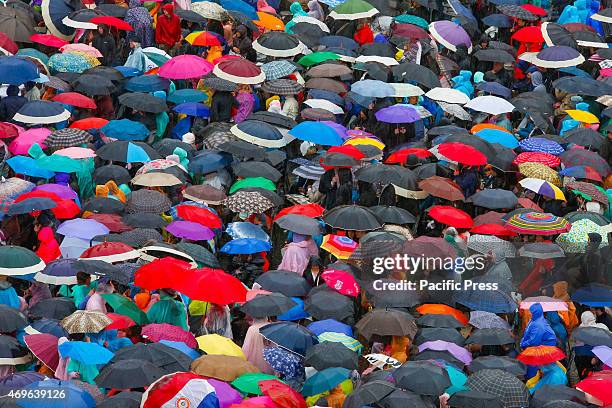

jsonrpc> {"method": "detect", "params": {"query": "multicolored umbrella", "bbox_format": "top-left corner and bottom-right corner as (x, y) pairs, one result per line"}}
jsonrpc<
(556, 219), (609, 253)
(505, 212), (571, 235)
(519, 178), (566, 200)
(567, 181), (609, 205)
(320, 234), (358, 260)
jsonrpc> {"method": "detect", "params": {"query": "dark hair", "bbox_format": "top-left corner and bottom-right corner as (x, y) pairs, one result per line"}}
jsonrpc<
(76, 272), (90, 285)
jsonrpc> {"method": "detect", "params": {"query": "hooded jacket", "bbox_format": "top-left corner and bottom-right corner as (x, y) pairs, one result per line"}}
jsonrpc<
(155, 4), (181, 47)
(35, 226), (61, 264)
(0, 85), (26, 122)
(520, 303), (558, 348)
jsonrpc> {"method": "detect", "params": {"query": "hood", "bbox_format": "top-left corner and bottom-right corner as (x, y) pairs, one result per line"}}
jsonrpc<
(474, 72), (484, 83)
(37, 226), (56, 243)
(6, 85), (19, 97)
(290, 2), (304, 14)
(575, 0), (587, 10)
(452, 75), (464, 85)
(531, 71), (543, 87)
(552, 281), (569, 300)
(581, 311), (597, 326)
(576, 102), (590, 112)
(530, 303), (544, 319)
(460, 70), (472, 81)
(162, 3), (175, 16)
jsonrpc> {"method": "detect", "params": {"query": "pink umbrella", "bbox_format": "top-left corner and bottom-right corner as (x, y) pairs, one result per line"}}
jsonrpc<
(33, 184), (78, 200)
(418, 340), (472, 365)
(53, 146), (96, 159)
(245, 289), (272, 303)
(321, 269), (360, 297)
(24, 333), (59, 371)
(520, 296), (568, 312)
(158, 55), (213, 79)
(8, 128), (51, 155)
(142, 323), (198, 349)
(60, 44), (103, 58)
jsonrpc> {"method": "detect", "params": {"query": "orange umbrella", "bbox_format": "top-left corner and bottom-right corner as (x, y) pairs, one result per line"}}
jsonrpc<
(470, 123), (511, 134)
(416, 304), (468, 325)
(255, 12), (285, 31)
(517, 345), (565, 365)
(70, 117), (109, 130)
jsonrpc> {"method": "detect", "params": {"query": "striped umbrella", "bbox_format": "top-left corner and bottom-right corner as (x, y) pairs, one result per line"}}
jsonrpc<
(505, 212), (571, 235)
(519, 178), (566, 200)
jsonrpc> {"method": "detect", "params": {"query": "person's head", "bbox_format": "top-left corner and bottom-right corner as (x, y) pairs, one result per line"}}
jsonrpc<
(76, 272), (91, 286)
(97, 24), (108, 35)
(309, 256), (321, 275)
(408, 95), (418, 104)
(6, 85), (19, 97)
(129, 40), (140, 49)
(162, 3), (174, 16)
(529, 303), (544, 319)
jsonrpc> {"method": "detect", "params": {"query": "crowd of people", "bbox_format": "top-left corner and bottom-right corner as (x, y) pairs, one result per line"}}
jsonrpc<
(0, 0), (610, 405)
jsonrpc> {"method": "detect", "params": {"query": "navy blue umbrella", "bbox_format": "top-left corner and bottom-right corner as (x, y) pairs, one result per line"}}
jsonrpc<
(41, 0), (77, 39)
(572, 283), (612, 307)
(36, 258), (86, 285)
(173, 103), (210, 118)
(8, 198), (56, 216)
(319, 35), (358, 50)
(25, 318), (68, 338)
(0, 57), (38, 85)
(476, 81), (512, 98)
(188, 150), (232, 174)
(125, 75), (170, 93)
(13, 100), (71, 124)
(230, 120), (288, 148)
(259, 321), (319, 356)
(482, 13), (513, 27)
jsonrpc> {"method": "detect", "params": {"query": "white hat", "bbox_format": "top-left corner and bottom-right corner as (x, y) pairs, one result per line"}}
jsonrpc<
(182, 132), (195, 145)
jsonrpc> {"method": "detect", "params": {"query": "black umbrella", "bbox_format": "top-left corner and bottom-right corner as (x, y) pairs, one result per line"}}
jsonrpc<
(118, 92), (168, 113)
(359, 42), (396, 58)
(0, 305), (27, 333)
(111, 342), (193, 373)
(226, 10), (258, 31)
(467, 189), (518, 209)
(356, 61), (391, 82)
(255, 270), (311, 297)
(71, 74), (116, 96)
(393, 360), (451, 396)
(97, 391), (143, 408)
(564, 211), (609, 227)
(175, 242), (220, 269)
(364, 279), (420, 307)
(428, 125), (471, 137)
(320, 152), (359, 168)
(392, 62), (441, 88)
(597, 47), (612, 59)
(572, 326), (612, 347)
(561, 148), (610, 175)
(413, 163), (452, 180)
(564, 127), (605, 150)
(573, 29), (603, 43)
(414, 327), (465, 346)
(355, 165), (418, 190)
(253, 31), (304, 58)
(369, 205), (416, 224)
(8, 198), (56, 216)
(96, 141), (161, 163)
(355, 308), (418, 340)
(413, 349), (466, 368)
(232, 162), (282, 182)
(175, 8), (206, 23)
(79, 259), (134, 285)
(469, 356), (526, 377)
(95, 359), (165, 389)
(531, 385), (586, 408)
(553, 76), (612, 97)
(304, 286), (354, 322)
(93, 165), (132, 185)
(304, 341), (359, 370)
(274, 214), (322, 236)
(448, 390), (503, 408)
(323, 205), (383, 231)
(0, 335), (30, 365)
(417, 313), (463, 329)
(248, 111), (297, 129)
(542, 22), (577, 48)
(122, 213), (167, 229)
(291, 22), (326, 49)
(343, 381), (396, 408)
(467, 369), (530, 408)
(152, 138), (196, 158)
(381, 389), (431, 408)
(489, 40), (517, 55)
(219, 140), (266, 160)
(240, 293), (297, 318)
(28, 297), (76, 320)
(97, 3), (127, 18)
(474, 49), (515, 63)
(488, 144), (517, 173)
(0, 7), (35, 42)
(467, 328), (514, 345)
(82, 197), (125, 214)
(84, 66), (124, 82)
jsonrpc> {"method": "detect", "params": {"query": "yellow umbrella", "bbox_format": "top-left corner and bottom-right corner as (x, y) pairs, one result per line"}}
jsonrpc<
(518, 162), (561, 186)
(196, 334), (246, 359)
(344, 137), (385, 150)
(565, 110), (599, 124)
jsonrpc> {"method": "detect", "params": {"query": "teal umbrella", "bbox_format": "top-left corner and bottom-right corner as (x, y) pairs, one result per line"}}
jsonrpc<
(301, 367), (350, 396)
(17, 48), (50, 65)
(394, 14), (429, 29)
(0, 246), (45, 276)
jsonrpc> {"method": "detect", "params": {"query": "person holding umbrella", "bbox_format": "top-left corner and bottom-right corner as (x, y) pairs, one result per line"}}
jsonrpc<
(91, 24), (116, 66)
(0, 85), (26, 123)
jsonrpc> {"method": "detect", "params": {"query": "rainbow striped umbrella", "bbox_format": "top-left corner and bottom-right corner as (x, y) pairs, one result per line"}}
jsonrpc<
(505, 212), (571, 235)
(321, 234), (358, 260)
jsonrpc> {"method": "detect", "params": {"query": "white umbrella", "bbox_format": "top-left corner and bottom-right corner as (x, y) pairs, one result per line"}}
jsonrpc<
(354, 55), (399, 66)
(465, 95), (515, 115)
(191, 1), (227, 20)
(389, 83), (424, 97)
(292, 15), (330, 32)
(304, 98), (344, 114)
(437, 101), (472, 121)
(426, 87), (470, 104)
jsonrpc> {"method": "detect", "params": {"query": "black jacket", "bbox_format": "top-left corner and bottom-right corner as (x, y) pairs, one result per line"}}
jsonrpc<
(0, 86), (26, 123)
(210, 91), (236, 123)
(92, 32), (116, 66)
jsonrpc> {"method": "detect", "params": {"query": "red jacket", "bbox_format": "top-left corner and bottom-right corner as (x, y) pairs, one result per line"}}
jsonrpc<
(354, 25), (374, 46)
(155, 4), (182, 47)
(35, 227), (61, 264)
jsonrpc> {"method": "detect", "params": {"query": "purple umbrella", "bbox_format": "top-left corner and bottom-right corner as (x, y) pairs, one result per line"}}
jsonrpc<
(375, 105), (422, 124)
(57, 218), (110, 240)
(519, 137), (564, 155)
(0, 372), (46, 394)
(33, 183), (78, 200)
(321, 121), (348, 139)
(207, 379), (243, 408)
(166, 220), (214, 241)
(429, 21), (472, 52)
(531, 45), (585, 68)
(418, 340), (472, 365)
(593, 345), (612, 367)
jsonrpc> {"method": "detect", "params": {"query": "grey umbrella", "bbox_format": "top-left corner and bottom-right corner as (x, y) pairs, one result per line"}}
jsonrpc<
(232, 161), (282, 182)
(468, 189), (518, 209)
(323, 205), (383, 231)
(356, 308), (418, 340)
(381, 389), (432, 408)
(176, 242), (220, 268)
(572, 326), (612, 347)
(467, 369), (530, 408)
(240, 293), (297, 318)
(0, 305), (27, 333)
(393, 360), (451, 396)
(417, 313), (464, 329)
(255, 270), (311, 297)
(531, 385), (586, 408)
(304, 287), (354, 323)
(448, 390), (503, 408)
(414, 327), (465, 346)
(95, 359), (165, 389)
(467, 328), (514, 345)
(274, 214), (322, 236)
(0, 7), (35, 42)
(364, 279), (421, 307)
(342, 381), (397, 408)
(118, 92), (168, 114)
(518, 242), (565, 259)
(305, 342), (359, 370)
(469, 356), (526, 377)
(355, 164), (418, 189)
(369, 206), (416, 224)
(97, 391), (143, 408)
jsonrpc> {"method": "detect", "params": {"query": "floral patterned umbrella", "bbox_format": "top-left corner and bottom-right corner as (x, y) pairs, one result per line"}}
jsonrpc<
(556, 218), (609, 253)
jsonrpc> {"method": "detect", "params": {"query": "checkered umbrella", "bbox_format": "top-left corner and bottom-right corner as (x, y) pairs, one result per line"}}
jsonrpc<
(61, 310), (112, 334)
(497, 4), (538, 20)
(261, 60), (297, 81)
(261, 79), (303, 95)
(201, 76), (237, 92)
(567, 181), (609, 205)
(125, 190), (172, 214)
(467, 234), (516, 257)
(45, 128), (92, 149)
(201, 122), (236, 150)
(225, 191), (275, 214)
(467, 369), (530, 408)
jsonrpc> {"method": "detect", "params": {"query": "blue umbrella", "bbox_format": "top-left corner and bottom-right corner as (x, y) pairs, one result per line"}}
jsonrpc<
(0, 372), (45, 395)
(559, 66), (592, 78)
(48, 53), (93, 74)
(159, 340), (201, 359)
(476, 81), (512, 98)
(8, 197), (56, 216)
(220, 238), (271, 254)
(454, 279), (517, 313)
(319, 35), (358, 50)
(307, 319), (353, 337)
(7, 156), (55, 179)
(572, 283), (612, 307)
(58, 341), (114, 365)
(482, 13), (512, 27)
(259, 321), (319, 356)
(346, 91), (374, 108)
(101, 119), (149, 141)
(308, 89), (344, 106)
(475, 128), (519, 148)
(173, 102), (210, 117)
(96, 141), (159, 163)
(125, 75), (170, 92)
(24, 318), (68, 338)
(351, 80), (395, 98)
(113, 66), (142, 77)
(519, 137), (564, 155)
(301, 367), (351, 396)
(20, 379), (95, 408)
(36, 259), (87, 285)
(375, 105), (422, 124)
(231, 120), (286, 148)
(17, 49), (50, 65)
(226, 222), (270, 241)
(42, 0), (77, 39)
(0, 57), (39, 85)
(277, 297), (309, 321)
(220, 0), (258, 20)
(449, 0), (477, 24)
(289, 121), (344, 146)
(188, 150), (232, 174)
(13, 101), (70, 124)
(167, 89), (208, 104)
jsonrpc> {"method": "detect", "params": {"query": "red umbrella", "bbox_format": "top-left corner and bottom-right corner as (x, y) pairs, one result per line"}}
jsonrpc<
(327, 145), (365, 160)
(393, 23), (430, 39)
(0, 122), (19, 139)
(134, 257), (194, 291)
(259, 379), (307, 408)
(473, 211), (506, 226)
(213, 57), (265, 85)
(437, 142), (487, 166)
(178, 267), (247, 305)
(80, 242), (140, 263)
(24, 333), (59, 371)
(513, 152), (561, 167)
(142, 323), (198, 348)
(29, 34), (69, 48)
(90, 16), (134, 31)
(85, 213), (133, 233)
(106, 313), (136, 330)
(517, 345), (565, 365)
(520, 4), (547, 16)
(52, 92), (97, 109)
(517, 197), (543, 211)
(576, 371), (612, 406)
(15, 190), (63, 203)
(429, 205), (473, 228)
(176, 205), (222, 229)
(0, 32), (18, 55)
(511, 26), (544, 43)
(70, 117), (109, 130)
(321, 269), (360, 297)
(386, 148), (432, 164)
(52, 199), (80, 219)
(274, 203), (325, 221)
(470, 223), (517, 237)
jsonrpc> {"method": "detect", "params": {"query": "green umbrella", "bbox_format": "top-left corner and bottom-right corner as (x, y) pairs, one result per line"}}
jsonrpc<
(101, 294), (149, 325)
(329, 0), (379, 20)
(0, 246), (45, 276)
(17, 48), (50, 65)
(144, 51), (170, 67)
(556, 219), (609, 253)
(229, 177), (276, 194)
(231, 372), (280, 395)
(394, 14), (429, 29)
(298, 52), (341, 67)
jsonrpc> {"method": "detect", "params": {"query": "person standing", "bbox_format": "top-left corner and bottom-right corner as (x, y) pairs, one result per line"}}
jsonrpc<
(91, 24), (116, 66)
(155, 4), (182, 54)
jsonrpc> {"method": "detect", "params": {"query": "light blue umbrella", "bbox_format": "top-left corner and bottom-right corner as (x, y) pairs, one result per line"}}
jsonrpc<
(159, 340), (201, 359)
(7, 156), (55, 179)
(226, 222), (270, 242)
(58, 341), (114, 365)
(167, 89), (208, 104)
(48, 53), (94, 74)
(101, 119), (149, 141)
(289, 121), (344, 146)
(220, 238), (271, 254)
(301, 367), (350, 396)
(351, 79), (395, 98)
(20, 379), (95, 408)
(17, 48), (50, 65)
(475, 128), (519, 149)
(220, 0), (258, 20)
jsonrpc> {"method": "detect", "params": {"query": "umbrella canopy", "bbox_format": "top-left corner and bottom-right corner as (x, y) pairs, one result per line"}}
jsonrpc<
(393, 360), (451, 395)
(213, 57), (265, 84)
(429, 20), (472, 52)
(467, 369), (530, 408)
(329, 0), (379, 19)
(158, 55), (212, 79)
(253, 31), (304, 57)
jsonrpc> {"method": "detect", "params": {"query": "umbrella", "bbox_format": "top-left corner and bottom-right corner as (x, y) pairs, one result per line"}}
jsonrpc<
(564, 128), (605, 150)
(255, 270), (311, 297)
(482, 13), (513, 27)
(429, 20), (472, 52)
(289, 121), (344, 146)
(498, 4), (537, 20)
(80, 241), (140, 263)
(60, 310), (112, 334)
(355, 308), (417, 340)
(467, 369), (530, 408)
(468, 189), (518, 209)
(0, 56), (38, 85)
(0, 7), (35, 43)
(419, 340), (472, 365)
(0, 246), (45, 276)
(140, 372), (218, 407)
(196, 334), (244, 359)
(112, 342), (193, 374)
(191, 355), (257, 382)
(572, 326), (612, 347)
(304, 342), (358, 370)
(375, 105), (421, 123)
(158, 55), (212, 79)
(260, 322), (318, 356)
(0, 305), (27, 333)
(213, 57), (265, 85)
(71, 74), (115, 95)
(118, 92), (167, 113)
(505, 212), (571, 235)
(225, 190), (275, 214)
(470, 355), (525, 376)
(556, 219), (609, 253)
(567, 181), (609, 205)
(97, 140), (160, 163)
(304, 287), (354, 321)
(274, 214), (322, 236)
(58, 341), (113, 365)
(476, 81), (512, 98)
(572, 283), (612, 307)
(417, 313), (464, 329)
(518, 345), (565, 365)
(368, 206), (416, 224)
(561, 149), (610, 175)
(351, 79), (394, 98)
(467, 328), (515, 345)
(465, 95), (515, 115)
(531, 385), (586, 408)
(393, 360), (451, 395)
(191, 1), (227, 20)
(12, 100), (70, 124)
(261, 60), (297, 80)
(542, 22), (577, 48)
(553, 76), (612, 97)
(29, 298), (76, 320)
(97, 391), (143, 408)
(230, 120), (288, 148)
(429, 205), (473, 228)
(323, 205), (382, 231)
(329, 0), (378, 19)
(253, 31), (304, 57)
(302, 368), (350, 396)
(519, 178), (566, 201)
(241, 293), (297, 318)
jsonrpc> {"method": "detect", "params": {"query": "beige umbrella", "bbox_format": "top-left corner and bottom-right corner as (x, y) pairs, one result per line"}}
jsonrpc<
(191, 1), (227, 20)
(131, 172), (182, 187)
(61, 310), (112, 334)
(191, 355), (259, 381)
